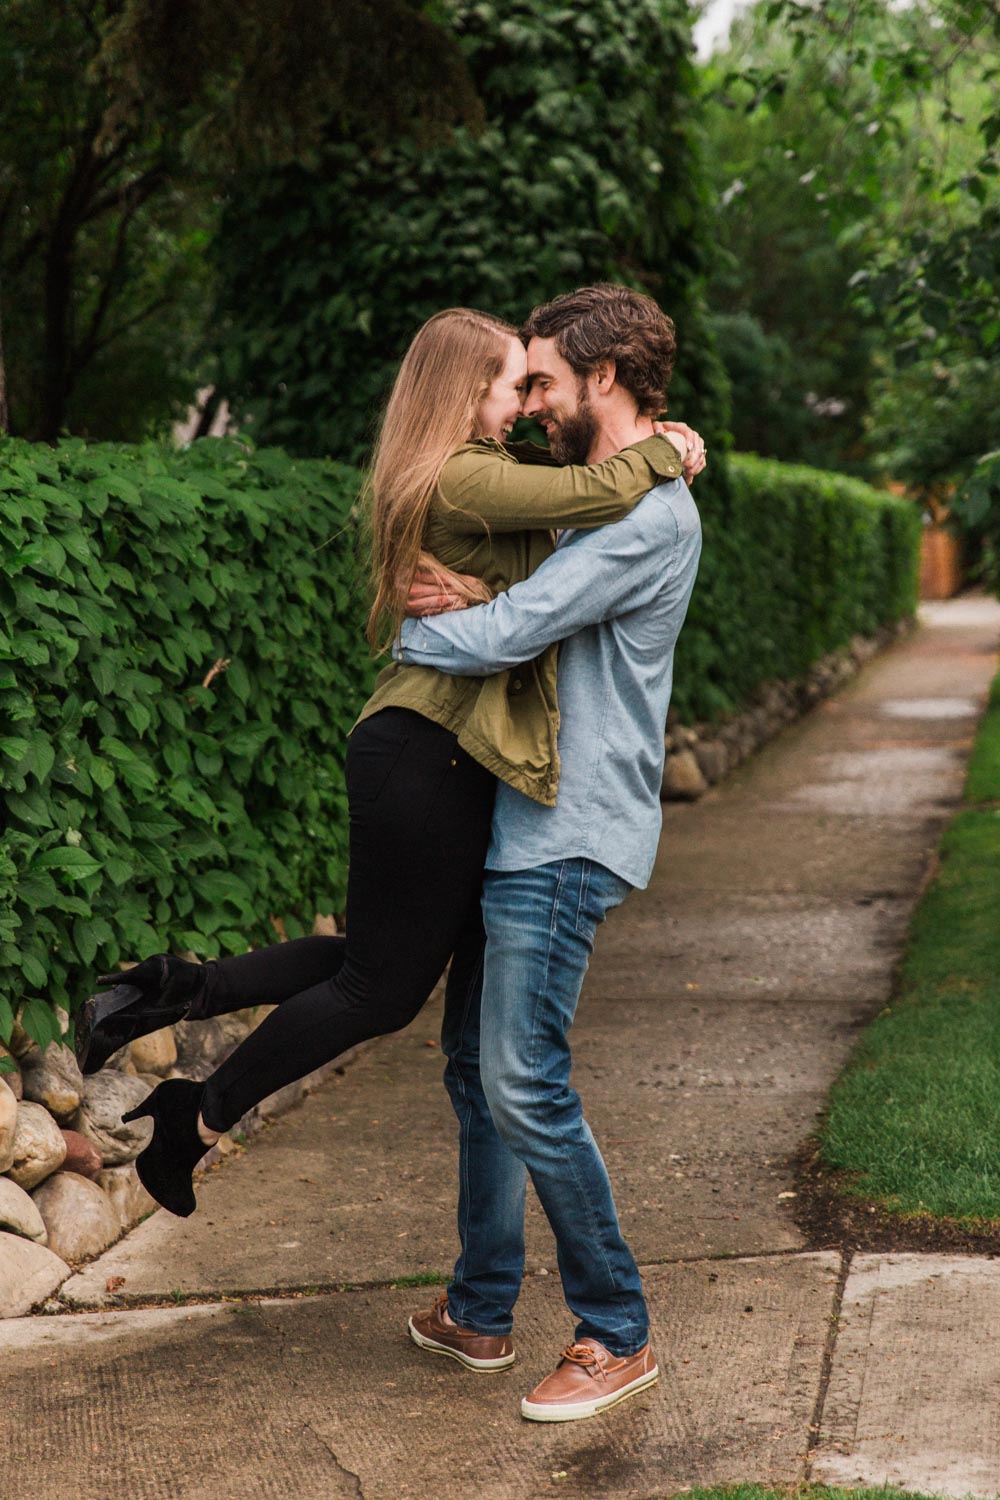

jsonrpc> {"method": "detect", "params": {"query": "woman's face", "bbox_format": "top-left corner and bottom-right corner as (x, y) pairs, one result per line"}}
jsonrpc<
(475, 336), (528, 440)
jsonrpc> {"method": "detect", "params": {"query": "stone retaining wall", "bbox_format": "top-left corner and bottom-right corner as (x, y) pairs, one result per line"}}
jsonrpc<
(0, 927), (346, 1319)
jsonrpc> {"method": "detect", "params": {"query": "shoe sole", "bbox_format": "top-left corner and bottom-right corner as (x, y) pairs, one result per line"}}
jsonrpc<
(407, 1318), (515, 1371)
(75, 985), (145, 1075)
(521, 1366), (659, 1422)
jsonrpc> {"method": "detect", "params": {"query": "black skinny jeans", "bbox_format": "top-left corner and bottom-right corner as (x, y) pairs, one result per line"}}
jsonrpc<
(195, 709), (497, 1133)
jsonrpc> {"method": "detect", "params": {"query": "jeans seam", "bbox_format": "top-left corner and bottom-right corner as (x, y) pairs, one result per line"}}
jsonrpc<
(561, 873), (641, 1353)
(539, 863), (640, 1353)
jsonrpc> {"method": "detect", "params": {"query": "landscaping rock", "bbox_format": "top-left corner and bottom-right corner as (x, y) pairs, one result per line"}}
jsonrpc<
(73, 1073), (152, 1166)
(662, 749), (709, 801)
(98, 1165), (157, 1229)
(6, 1019), (37, 1059)
(0, 1045), (22, 1100)
(694, 740), (730, 785)
(59, 1129), (103, 1181)
(312, 912), (338, 937)
(128, 1027), (177, 1077)
(0, 1231), (69, 1317)
(0, 1177), (48, 1243)
(214, 1014), (253, 1051)
(19, 1041), (84, 1124)
(31, 1172), (120, 1264)
(172, 1018), (230, 1080)
(0, 1076), (18, 1173)
(8, 1100), (67, 1191)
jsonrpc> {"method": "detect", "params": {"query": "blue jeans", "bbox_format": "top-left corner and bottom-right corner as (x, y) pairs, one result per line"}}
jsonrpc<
(441, 858), (648, 1357)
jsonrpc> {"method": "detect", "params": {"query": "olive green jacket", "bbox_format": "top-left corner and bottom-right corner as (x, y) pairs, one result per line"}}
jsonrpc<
(357, 434), (684, 806)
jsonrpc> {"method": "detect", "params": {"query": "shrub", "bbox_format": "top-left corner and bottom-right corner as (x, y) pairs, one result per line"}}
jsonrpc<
(0, 437), (373, 1047)
(672, 456), (921, 723)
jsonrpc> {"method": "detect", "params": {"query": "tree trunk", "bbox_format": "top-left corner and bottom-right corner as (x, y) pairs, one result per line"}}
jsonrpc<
(41, 229), (74, 443)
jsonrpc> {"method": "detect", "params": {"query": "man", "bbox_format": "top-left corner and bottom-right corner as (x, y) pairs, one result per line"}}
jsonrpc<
(399, 284), (703, 1421)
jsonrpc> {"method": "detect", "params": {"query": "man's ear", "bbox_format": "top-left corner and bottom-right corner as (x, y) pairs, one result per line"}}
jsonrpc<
(591, 359), (617, 397)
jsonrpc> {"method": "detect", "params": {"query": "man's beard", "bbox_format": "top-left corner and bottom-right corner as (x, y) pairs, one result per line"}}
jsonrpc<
(549, 388), (597, 465)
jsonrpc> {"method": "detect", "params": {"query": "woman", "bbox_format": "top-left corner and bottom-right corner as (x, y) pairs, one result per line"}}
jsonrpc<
(78, 307), (698, 1216)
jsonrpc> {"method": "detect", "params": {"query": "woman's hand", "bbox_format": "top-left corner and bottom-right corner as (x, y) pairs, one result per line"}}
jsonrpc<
(654, 421), (708, 483)
(403, 552), (493, 617)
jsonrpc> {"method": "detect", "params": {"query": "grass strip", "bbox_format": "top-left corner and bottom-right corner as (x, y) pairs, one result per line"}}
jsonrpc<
(817, 671), (1000, 1224)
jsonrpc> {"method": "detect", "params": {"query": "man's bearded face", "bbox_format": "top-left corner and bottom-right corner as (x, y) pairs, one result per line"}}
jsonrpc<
(545, 378), (598, 465)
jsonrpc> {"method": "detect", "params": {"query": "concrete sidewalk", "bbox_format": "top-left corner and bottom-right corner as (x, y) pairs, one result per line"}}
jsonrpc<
(4, 597), (1000, 1500)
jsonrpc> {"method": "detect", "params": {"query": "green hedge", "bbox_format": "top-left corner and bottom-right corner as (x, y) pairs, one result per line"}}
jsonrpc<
(0, 440), (919, 1048)
(0, 437), (373, 1048)
(672, 456), (921, 722)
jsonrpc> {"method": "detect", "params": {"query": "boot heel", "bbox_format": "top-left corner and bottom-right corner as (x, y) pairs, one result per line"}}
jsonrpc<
(123, 1078), (207, 1217)
(121, 1102), (153, 1124)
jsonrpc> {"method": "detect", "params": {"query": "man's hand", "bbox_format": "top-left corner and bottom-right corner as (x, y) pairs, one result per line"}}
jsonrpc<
(654, 420), (707, 483)
(404, 552), (492, 617)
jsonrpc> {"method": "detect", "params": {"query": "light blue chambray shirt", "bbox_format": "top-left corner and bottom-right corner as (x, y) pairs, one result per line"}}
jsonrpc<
(396, 478), (702, 890)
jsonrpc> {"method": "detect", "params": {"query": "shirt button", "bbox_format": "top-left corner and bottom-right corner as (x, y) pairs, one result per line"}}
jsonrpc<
(450, 758), (457, 767)
(509, 676), (523, 694)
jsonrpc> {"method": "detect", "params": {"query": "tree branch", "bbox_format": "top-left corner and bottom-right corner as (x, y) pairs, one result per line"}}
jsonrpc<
(86, 293), (174, 361)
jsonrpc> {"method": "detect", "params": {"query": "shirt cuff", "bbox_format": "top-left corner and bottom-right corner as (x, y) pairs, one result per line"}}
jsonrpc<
(631, 434), (684, 479)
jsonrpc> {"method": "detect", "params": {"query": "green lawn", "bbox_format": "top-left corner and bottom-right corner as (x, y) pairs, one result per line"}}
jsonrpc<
(817, 672), (1000, 1224)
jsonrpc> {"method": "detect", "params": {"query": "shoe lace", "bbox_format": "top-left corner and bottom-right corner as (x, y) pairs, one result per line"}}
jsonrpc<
(561, 1342), (610, 1379)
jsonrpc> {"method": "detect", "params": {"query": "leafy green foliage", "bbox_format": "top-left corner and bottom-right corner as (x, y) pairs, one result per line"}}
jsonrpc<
(951, 449), (1000, 593)
(0, 0), (480, 443)
(674, 455), (920, 722)
(0, 437), (373, 1045)
(213, 0), (731, 464)
(702, 0), (999, 481)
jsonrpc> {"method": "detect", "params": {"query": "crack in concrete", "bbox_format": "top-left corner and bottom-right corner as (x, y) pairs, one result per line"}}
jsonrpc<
(302, 1422), (365, 1498)
(46, 1245), (830, 1316)
(804, 1245), (853, 1478)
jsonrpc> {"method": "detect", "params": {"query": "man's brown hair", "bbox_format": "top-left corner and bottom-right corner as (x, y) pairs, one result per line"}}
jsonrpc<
(521, 284), (676, 418)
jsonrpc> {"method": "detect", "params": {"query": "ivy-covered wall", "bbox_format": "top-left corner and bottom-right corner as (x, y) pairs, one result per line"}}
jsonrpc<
(213, 0), (730, 464)
(0, 438), (372, 1049)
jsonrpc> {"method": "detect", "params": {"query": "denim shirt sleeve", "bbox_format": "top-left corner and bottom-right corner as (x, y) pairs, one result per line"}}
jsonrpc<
(396, 487), (681, 677)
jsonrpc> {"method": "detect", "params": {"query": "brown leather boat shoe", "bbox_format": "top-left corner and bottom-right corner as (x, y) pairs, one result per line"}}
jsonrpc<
(521, 1337), (658, 1421)
(408, 1292), (515, 1372)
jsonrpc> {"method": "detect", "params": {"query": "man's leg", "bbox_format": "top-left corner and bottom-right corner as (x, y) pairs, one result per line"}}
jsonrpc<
(479, 859), (648, 1358)
(440, 911), (527, 1337)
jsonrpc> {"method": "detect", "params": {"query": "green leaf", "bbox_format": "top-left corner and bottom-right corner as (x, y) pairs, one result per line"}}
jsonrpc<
(0, 737), (30, 763)
(227, 658), (251, 703)
(89, 758), (116, 791)
(72, 919), (99, 966)
(19, 999), (62, 1049)
(32, 846), (103, 880)
(21, 954), (48, 989)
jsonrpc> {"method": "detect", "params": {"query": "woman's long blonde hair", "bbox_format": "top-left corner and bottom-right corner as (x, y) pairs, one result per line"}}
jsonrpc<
(366, 307), (517, 652)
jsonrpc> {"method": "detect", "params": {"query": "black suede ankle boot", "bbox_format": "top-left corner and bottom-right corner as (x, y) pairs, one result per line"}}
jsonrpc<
(75, 954), (207, 1075)
(122, 1078), (209, 1217)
